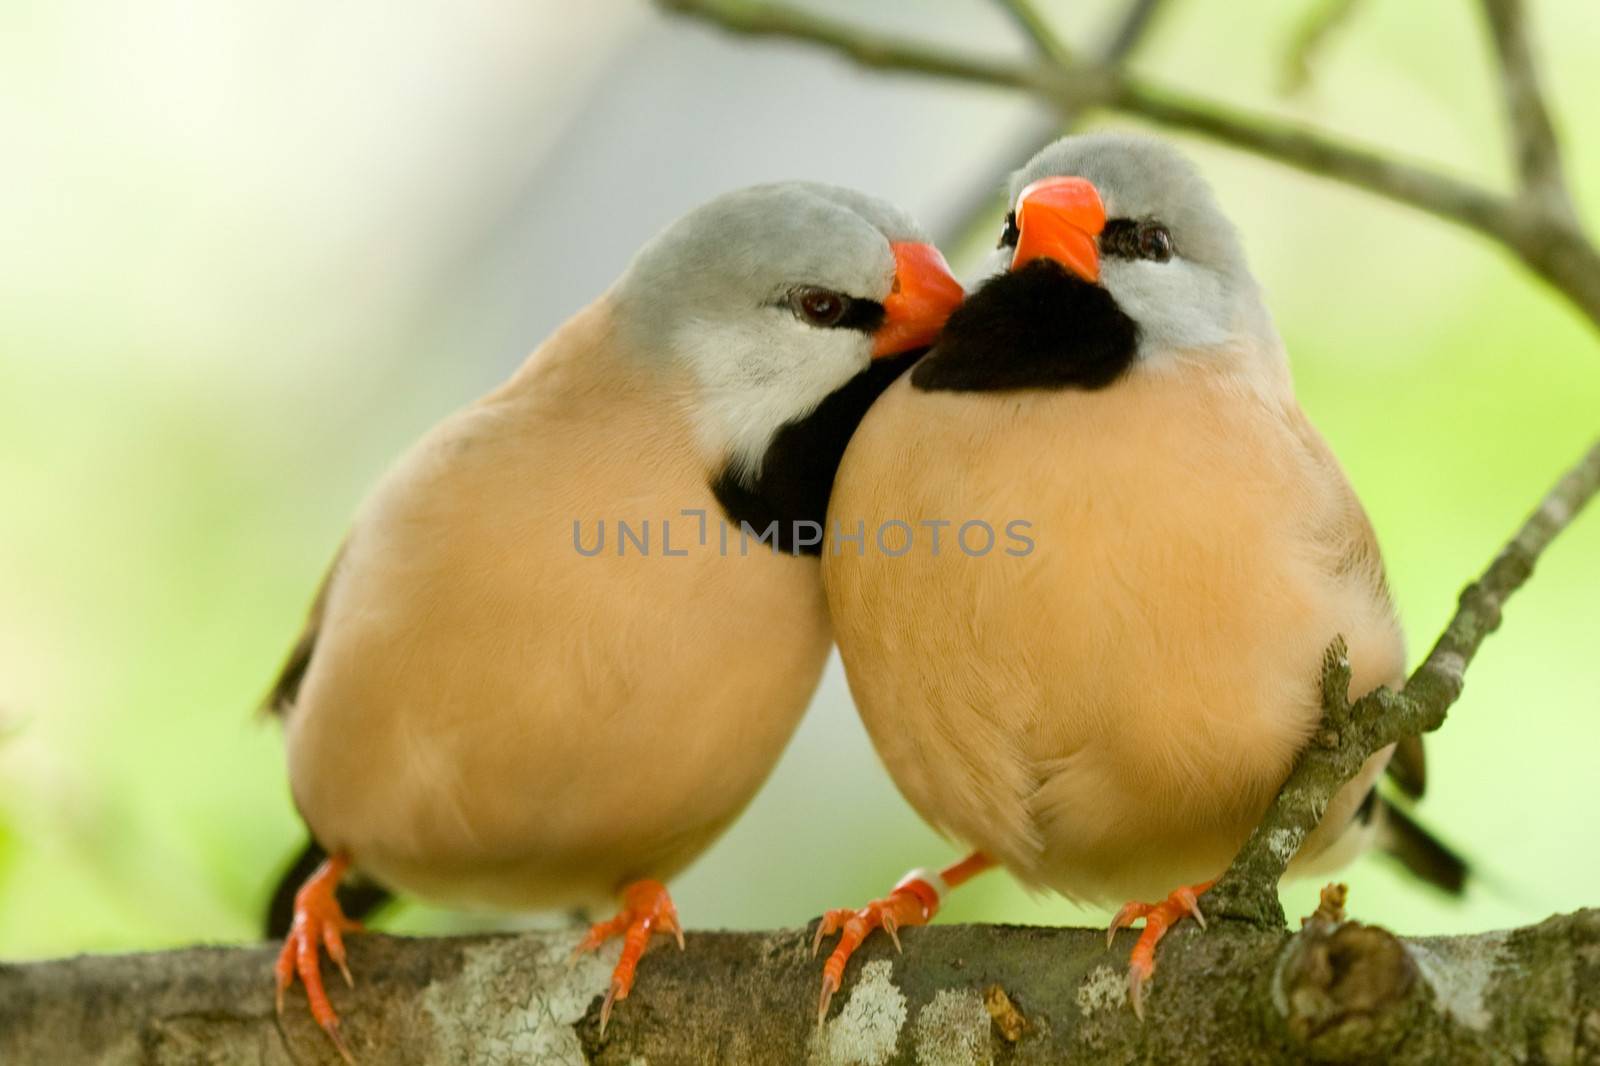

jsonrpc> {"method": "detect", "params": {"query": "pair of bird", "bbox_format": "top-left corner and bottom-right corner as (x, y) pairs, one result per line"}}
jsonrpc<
(264, 133), (1462, 1058)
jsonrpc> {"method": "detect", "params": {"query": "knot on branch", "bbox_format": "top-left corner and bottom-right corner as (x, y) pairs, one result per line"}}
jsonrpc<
(1318, 635), (1354, 725)
(1275, 919), (1425, 1062)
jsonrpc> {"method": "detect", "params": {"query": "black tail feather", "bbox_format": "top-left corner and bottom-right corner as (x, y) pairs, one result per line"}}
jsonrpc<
(264, 838), (394, 939)
(1378, 798), (1469, 895)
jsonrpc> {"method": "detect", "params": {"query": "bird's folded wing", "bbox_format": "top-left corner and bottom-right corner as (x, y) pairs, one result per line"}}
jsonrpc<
(1286, 404), (1425, 798)
(260, 544), (345, 717)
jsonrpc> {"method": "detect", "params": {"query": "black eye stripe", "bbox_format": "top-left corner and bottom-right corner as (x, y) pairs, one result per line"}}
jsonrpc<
(1101, 219), (1141, 258)
(1102, 217), (1174, 262)
(835, 298), (886, 333)
(998, 211), (1019, 249)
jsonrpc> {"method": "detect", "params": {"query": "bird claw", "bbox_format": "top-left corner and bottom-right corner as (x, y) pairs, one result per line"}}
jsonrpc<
(1106, 900), (1145, 948)
(1127, 960), (1150, 1022)
(273, 854), (363, 1061)
(810, 887), (932, 1024)
(599, 980), (622, 1038)
(1176, 888), (1207, 930)
(577, 879), (682, 1038)
(1106, 878), (1217, 1020)
(882, 915), (902, 953)
(816, 973), (838, 1026)
(325, 1022), (356, 1065)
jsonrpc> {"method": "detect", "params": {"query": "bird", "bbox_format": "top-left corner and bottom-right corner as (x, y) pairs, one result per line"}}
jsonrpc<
(261, 181), (963, 1059)
(814, 133), (1463, 1020)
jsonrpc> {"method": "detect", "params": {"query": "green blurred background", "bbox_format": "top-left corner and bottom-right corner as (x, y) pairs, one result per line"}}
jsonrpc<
(2, 0), (1596, 959)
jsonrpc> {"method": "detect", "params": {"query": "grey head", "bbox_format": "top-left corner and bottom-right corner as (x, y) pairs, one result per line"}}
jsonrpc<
(610, 182), (961, 553)
(997, 133), (1279, 368)
(613, 182), (945, 479)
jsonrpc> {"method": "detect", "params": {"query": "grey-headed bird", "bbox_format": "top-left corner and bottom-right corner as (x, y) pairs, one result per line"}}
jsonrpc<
(815, 134), (1461, 1019)
(263, 182), (962, 1058)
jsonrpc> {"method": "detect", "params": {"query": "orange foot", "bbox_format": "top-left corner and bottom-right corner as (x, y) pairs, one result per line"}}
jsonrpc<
(274, 852), (364, 1063)
(1106, 877), (1217, 1020)
(812, 852), (995, 1024)
(571, 879), (685, 1036)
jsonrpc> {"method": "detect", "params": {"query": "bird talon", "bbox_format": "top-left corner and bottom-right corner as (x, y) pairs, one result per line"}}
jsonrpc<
(883, 915), (902, 953)
(810, 887), (932, 1022)
(1108, 878), (1216, 1018)
(807, 856), (994, 1022)
(599, 980), (622, 1038)
(274, 854), (362, 1060)
(578, 880), (681, 1036)
(1127, 964), (1149, 1022)
(1106, 900), (1145, 948)
(817, 973), (838, 1025)
(323, 1020), (356, 1065)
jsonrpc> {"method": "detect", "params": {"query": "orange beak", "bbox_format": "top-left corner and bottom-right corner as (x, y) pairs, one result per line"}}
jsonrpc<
(1010, 176), (1106, 282)
(872, 242), (965, 358)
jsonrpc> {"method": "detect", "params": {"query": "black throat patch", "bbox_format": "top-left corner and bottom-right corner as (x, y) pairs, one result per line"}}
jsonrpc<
(710, 351), (921, 555)
(910, 258), (1138, 394)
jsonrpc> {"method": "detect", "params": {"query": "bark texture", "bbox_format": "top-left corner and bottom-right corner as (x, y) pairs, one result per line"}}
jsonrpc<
(6, 910), (1600, 1064)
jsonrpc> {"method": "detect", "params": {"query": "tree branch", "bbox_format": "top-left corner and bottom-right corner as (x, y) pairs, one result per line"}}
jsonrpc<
(660, 0), (1600, 327)
(1480, 0), (1577, 223)
(1208, 437), (1600, 926)
(661, 0), (1519, 244)
(1098, 0), (1168, 64)
(7, 912), (1600, 1063)
(1281, 0), (1365, 94)
(993, 0), (1074, 67)
(1103, 74), (1517, 241)
(658, 0), (1047, 92)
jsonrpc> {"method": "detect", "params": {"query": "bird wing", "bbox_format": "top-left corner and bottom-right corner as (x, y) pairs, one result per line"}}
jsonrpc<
(260, 544), (344, 717)
(1286, 405), (1426, 798)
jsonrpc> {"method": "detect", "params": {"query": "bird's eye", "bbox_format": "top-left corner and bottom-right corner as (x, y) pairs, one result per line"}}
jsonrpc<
(1101, 218), (1176, 262)
(1137, 222), (1174, 262)
(997, 211), (1019, 249)
(790, 287), (851, 327)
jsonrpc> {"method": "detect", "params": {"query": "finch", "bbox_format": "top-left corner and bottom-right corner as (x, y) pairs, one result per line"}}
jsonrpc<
(816, 133), (1461, 1019)
(263, 181), (961, 1057)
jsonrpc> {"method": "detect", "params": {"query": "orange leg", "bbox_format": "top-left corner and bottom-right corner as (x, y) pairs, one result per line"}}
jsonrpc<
(273, 852), (364, 1064)
(1106, 877), (1217, 1020)
(570, 879), (684, 1036)
(812, 852), (995, 1023)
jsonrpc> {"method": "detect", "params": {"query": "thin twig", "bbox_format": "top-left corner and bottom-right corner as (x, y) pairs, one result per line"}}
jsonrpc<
(658, 0), (1044, 90)
(1107, 74), (1517, 242)
(1099, 0), (1167, 62)
(1480, 0), (1576, 222)
(661, 0), (1522, 248)
(1403, 437), (1600, 722)
(662, 0), (1600, 326)
(994, 0), (1074, 66)
(1208, 438), (1600, 926)
(1281, 0), (1364, 95)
